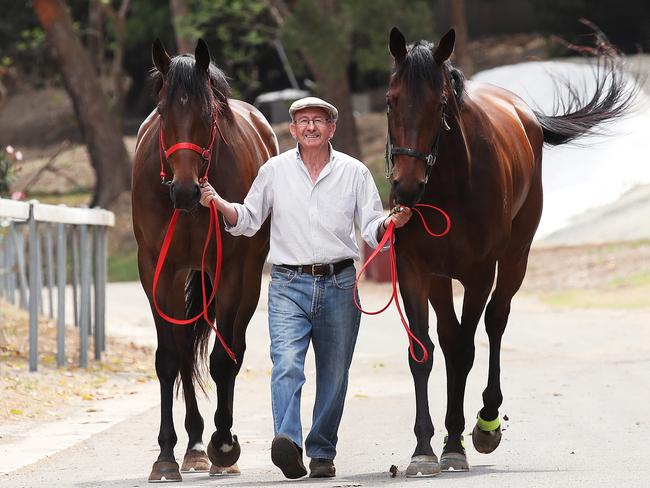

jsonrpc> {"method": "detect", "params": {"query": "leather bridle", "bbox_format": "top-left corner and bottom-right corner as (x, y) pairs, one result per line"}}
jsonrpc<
(385, 102), (451, 183)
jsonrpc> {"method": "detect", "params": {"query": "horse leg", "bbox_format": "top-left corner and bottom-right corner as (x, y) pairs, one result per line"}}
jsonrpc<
(136, 250), (186, 482)
(472, 245), (532, 454)
(176, 280), (210, 473)
(397, 258), (438, 477)
(206, 269), (247, 474)
(440, 262), (496, 471)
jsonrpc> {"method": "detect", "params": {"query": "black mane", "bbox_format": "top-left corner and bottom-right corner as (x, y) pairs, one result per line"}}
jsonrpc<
(392, 40), (465, 106)
(151, 54), (230, 117)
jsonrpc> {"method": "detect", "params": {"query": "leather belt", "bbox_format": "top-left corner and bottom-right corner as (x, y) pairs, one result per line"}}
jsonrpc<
(279, 259), (354, 277)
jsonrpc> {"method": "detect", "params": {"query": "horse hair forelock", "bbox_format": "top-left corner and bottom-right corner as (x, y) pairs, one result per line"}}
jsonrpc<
(151, 54), (230, 118)
(393, 40), (465, 106)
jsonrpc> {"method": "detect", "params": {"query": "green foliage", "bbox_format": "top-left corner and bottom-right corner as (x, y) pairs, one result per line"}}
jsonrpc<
(180, 0), (280, 100)
(108, 251), (139, 282)
(0, 147), (22, 197)
(279, 0), (434, 91)
(349, 0), (433, 75)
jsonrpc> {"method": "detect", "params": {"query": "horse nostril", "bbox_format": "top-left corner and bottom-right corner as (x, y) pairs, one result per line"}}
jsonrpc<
(193, 183), (201, 199)
(169, 184), (176, 202)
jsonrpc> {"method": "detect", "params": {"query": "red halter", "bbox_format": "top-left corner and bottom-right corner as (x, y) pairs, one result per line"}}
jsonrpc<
(158, 118), (226, 183)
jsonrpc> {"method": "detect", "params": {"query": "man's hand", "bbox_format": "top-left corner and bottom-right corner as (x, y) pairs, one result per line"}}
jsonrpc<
(199, 182), (218, 208)
(386, 206), (412, 229)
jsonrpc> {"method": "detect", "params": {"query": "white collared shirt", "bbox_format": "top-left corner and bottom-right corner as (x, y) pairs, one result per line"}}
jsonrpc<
(225, 145), (385, 265)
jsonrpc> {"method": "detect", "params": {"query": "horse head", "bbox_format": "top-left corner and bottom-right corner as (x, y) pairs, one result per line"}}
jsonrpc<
(387, 27), (455, 207)
(152, 38), (227, 211)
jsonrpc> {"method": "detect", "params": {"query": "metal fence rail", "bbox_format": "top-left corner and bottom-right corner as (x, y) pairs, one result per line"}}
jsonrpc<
(0, 198), (115, 371)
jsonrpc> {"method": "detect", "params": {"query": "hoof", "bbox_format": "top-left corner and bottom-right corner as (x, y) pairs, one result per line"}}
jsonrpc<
(181, 449), (210, 473)
(405, 455), (440, 477)
(207, 434), (241, 467)
(472, 421), (502, 454)
(440, 451), (469, 472)
(210, 463), (241, 476)
(148, 460), (182, 482)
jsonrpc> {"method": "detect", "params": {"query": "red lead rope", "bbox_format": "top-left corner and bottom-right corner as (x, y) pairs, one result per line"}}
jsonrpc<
(152, 200), (237, 363)
(353, 204), (451, 364)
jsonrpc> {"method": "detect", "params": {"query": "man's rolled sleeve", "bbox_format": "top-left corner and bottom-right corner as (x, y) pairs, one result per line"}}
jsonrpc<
(356, 168), (389, 250)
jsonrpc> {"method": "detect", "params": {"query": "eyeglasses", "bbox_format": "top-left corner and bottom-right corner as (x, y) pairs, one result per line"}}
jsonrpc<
(294, 117), (330, 128)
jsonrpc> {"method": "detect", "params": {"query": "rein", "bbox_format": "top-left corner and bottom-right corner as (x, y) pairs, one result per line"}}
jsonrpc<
(153, 116), (236, 363)
(152, 199), (237, 363)
(354, 204), (451, 363)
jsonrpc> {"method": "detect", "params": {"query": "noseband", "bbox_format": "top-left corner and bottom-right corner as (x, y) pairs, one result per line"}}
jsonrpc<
(385, 104), (451, 183)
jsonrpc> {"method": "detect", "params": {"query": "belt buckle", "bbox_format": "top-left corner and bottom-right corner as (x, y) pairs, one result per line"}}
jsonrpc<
(311, 263), (327, 276)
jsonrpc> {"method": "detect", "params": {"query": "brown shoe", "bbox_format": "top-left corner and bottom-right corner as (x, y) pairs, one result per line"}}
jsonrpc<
(271, 435), (307, 479)
(309, 458), (336, 478)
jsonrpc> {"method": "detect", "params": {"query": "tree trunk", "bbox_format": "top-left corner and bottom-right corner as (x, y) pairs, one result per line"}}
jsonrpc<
(307, 66), (361, 160)
(33, 0), (131, 208)
(267, 0), (361, 159)
(448, 0), (474, 76)
(169, 0), (193, 53)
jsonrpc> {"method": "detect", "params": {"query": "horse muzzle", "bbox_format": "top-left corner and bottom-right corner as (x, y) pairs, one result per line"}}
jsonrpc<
(392, 179), (425, 208)
(170, 180), (201, 211)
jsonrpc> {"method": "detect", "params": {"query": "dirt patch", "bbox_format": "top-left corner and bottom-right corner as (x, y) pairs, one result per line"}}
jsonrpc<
(523, 241), (650, 308)
(0, 300), (155, 424)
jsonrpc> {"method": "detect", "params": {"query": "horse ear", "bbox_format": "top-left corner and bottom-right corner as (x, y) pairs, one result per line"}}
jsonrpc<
(152, 38), (171, 75)
(195, 38), (211, 74)
(389, 27), (407, 63)
(434, 29), (455, 65)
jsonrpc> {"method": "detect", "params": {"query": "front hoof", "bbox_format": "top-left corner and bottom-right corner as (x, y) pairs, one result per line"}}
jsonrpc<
(440, 451), (469, 472)
(207, 434), (241, 467)
(181, 449), (210, 473)
(210, 463), (241, 476)
(472, 422), (502, 454)
(405, 455), (440, 477)
(148, 460), (182, 482)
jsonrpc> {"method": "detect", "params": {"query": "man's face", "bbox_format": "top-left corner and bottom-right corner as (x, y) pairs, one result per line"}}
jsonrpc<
(289, 107), (336, 150)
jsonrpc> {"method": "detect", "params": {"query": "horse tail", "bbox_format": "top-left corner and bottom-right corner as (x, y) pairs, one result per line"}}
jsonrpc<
(534, 46), (636, 147)
(185, 270), (214, 393)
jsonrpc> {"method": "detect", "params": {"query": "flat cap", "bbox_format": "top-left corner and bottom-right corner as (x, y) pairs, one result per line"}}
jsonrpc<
(289, 97), (338, 122)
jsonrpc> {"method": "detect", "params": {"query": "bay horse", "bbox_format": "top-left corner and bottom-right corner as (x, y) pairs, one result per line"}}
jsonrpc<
(132, 39), (277, 481)
(386, 27), (634, 475)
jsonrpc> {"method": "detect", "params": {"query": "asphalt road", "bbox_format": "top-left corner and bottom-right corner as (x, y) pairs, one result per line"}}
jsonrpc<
(3, 278), (650, 487)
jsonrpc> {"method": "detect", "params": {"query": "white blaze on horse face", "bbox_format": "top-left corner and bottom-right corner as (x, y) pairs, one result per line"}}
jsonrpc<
(219, 443), (233, 453)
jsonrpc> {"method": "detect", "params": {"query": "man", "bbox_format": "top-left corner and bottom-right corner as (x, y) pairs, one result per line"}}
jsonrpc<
(200, 97), (411, 479)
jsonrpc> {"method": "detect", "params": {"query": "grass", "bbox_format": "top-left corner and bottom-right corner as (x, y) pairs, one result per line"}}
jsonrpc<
(108, 251), (139, 282)
(540, 287), (650, 309)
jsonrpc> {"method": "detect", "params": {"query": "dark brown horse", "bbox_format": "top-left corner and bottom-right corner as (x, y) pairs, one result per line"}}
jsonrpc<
(132, 39), (277, 481)
(386, 27), (633, 475)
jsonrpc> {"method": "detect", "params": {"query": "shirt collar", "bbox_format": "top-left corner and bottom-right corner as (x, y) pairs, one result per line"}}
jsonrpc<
(294, 142), (335, 164)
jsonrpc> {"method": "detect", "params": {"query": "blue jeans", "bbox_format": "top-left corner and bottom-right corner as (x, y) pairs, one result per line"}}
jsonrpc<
(268, 264), (361, 460)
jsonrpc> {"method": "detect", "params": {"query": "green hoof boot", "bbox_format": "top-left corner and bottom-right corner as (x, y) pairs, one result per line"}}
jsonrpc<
(471, 413), (502, 454)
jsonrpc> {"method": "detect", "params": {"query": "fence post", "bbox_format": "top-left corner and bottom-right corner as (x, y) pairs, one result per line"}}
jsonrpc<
(79, 223), (90, 368)
(56, 222), (66, 367)
(10, 223), (28, 309)
(72, 228), (80, 327)
(93, 226), (106, 359)
(28, 203), (39, 372)
(45, 224), (54, 319)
